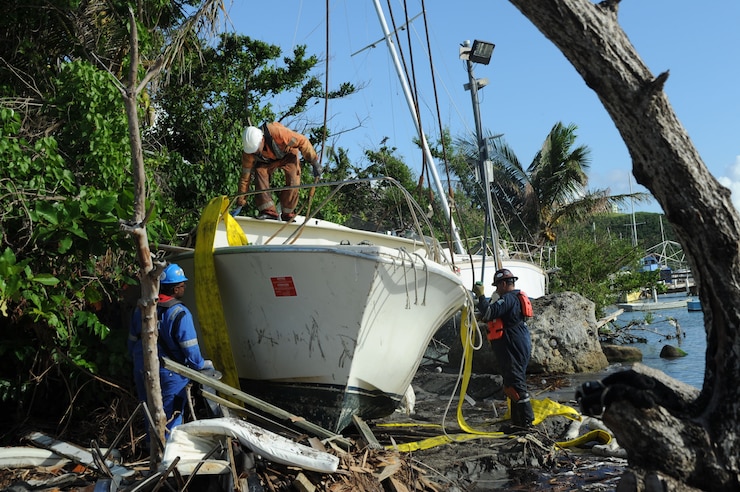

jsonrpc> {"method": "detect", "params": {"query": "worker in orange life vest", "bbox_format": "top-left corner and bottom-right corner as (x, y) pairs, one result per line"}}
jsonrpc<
(473, 268), (535, 430)
(236, 122), (322, 221)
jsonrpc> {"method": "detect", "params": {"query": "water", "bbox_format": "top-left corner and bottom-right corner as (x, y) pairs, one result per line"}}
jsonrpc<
(609, 294), (706, 389)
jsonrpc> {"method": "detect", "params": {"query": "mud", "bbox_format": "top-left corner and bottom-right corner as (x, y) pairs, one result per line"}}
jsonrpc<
(367, 365), (629, 491)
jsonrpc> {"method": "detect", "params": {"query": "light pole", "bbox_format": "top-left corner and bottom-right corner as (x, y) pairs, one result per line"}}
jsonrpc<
(460, 39), (501, 276)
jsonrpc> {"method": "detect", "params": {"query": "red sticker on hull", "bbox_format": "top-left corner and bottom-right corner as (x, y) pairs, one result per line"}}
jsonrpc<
(271, 276), (297, 297)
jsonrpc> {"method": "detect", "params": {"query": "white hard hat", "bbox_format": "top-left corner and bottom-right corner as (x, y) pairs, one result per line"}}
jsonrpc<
(242, 126), (263, 154)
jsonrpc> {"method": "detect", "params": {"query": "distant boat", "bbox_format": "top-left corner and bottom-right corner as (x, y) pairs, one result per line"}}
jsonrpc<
(687, 299), (702, 312)
(617, 297), (688, 312)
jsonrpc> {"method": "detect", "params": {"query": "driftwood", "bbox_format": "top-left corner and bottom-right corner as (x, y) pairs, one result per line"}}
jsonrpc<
(508, 1), (740, 490)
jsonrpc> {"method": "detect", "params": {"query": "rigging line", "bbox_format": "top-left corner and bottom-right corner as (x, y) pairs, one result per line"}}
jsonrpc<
(385, 1), (423, 156)
(401, 19), (480, 144)
(380, 1), (423, 219)
(418, 0), (473, 272)
(320, 0), (329, 163)
(391, 2), (453, 253)
(420, 0), (449, 190)
(402, 3), (427, 211)
(398, 0), (426, 177)
(394, 2), (465, 265)
(290, 0), (304, 51)
(350, 11), (424, 57)
(305, 0), (331, 221)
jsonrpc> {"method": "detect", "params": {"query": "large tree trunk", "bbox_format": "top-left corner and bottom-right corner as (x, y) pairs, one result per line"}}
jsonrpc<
(508, 1), (740, 490)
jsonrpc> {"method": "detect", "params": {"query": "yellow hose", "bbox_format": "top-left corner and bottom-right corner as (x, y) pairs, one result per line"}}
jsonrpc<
(383, 305), (610, 452)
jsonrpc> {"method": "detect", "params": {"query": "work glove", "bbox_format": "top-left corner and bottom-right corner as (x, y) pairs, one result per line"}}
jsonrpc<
(310, 159), (322, 178)
(472, 281), (485, 298)
(199, 359), (222, 380)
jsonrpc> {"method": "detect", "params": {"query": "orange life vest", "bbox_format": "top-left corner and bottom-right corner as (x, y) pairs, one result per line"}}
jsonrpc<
(487, 318), (504, 340)
(486, 291), (533, 341)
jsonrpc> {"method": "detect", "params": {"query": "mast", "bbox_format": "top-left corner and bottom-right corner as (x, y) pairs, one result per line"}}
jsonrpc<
(371, 0), (465, 254)
(629, 175), (638, 247)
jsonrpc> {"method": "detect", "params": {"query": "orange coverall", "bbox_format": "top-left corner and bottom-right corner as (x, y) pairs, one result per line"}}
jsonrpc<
(237, 121), (318, 221)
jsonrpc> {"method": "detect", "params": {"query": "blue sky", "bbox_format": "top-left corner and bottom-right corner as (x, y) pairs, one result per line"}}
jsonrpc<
(225, 1), (739, 214)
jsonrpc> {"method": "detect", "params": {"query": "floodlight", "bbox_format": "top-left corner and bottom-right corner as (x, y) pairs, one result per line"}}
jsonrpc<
(469, 40), (495, 65)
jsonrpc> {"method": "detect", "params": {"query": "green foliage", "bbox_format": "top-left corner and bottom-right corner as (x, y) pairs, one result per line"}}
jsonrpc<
(50, 61), (131, 189)
(586, 212), (680, 252)
(549, 232), (661, 317)
(0, 92), (137, 412)
(452, 122), (642, 249)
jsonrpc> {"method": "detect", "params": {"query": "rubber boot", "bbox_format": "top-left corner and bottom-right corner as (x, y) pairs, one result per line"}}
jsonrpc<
(516, 398), (535, 429)
(509, 399), (520, 425)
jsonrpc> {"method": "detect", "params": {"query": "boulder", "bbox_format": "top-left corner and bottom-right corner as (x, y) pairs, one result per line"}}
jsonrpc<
(601, 343), (643, 362)
(659, 344), (687, 358)
(528, 292), (609, 374)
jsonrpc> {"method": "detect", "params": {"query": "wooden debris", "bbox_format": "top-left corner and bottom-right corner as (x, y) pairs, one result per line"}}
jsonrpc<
(388, 476), (410, 492)
(596, 308), (624, 328)
(375, 460), (401, 482)
(24, 432), (134, 478)
(308, 437), (328, 453)
(293, 472), (316, 492)
(352, 415), (382, 450)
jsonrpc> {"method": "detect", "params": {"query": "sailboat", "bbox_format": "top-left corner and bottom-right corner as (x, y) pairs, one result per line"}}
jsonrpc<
(170, 183), (471, 434)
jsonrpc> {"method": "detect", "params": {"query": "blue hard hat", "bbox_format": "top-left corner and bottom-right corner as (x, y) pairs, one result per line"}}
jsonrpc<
(161, 264), (188, 284)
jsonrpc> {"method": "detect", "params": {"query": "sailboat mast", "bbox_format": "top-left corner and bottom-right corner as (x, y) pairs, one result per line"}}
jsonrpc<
(629, 174), (638, 247)
(371, 0), (466, 254)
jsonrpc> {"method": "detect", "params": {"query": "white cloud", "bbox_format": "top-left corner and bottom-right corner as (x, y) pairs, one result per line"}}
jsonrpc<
(717, 155), (740, 211)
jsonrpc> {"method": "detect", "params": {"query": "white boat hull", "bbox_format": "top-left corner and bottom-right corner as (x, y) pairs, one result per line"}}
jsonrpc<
(232, 215), (547, 297)
(174, 215), (467, 432)
(454, 255), (547, 299)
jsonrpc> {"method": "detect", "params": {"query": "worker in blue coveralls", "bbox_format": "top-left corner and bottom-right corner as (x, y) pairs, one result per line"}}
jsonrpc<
(473, 268), (535, 430)
(128, 263), (213, 433)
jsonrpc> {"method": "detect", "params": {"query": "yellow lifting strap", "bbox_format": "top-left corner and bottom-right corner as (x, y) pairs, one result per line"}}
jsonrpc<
(384, 305), (611, 453)
(194, 196), (248, 394)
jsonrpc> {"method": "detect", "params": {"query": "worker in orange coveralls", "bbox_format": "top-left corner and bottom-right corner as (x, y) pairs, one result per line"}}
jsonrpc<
(236, 122), (322, 221)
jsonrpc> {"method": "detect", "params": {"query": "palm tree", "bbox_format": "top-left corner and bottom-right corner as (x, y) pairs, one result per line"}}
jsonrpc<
(456, 122), (646, 246)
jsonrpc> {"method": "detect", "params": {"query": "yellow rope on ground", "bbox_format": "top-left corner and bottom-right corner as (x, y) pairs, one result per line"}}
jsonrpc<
(194, 196), (246, 396)
(385, 305), (611, 452)
(556, 429), (612, 449)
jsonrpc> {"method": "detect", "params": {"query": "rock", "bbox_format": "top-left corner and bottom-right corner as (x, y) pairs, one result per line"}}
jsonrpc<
(602, 343), (643, 362)
(528, 292), (609, 374)
(659, 345), (687, 358)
